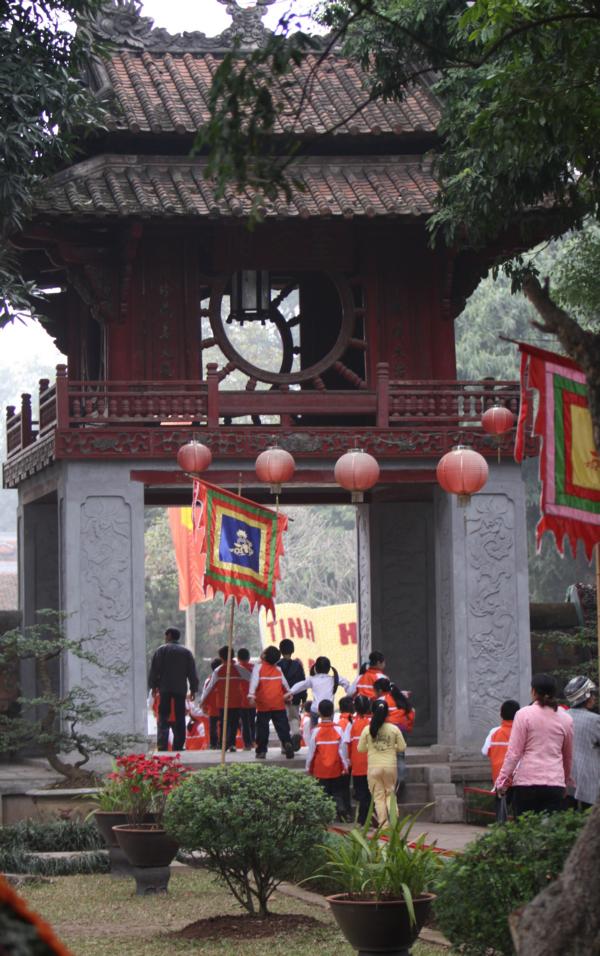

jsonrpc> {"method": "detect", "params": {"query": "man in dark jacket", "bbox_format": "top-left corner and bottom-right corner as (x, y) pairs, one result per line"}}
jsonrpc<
(148, 626), (199, 751)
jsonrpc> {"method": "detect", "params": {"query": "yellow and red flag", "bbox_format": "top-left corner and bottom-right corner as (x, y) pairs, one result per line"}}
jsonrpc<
(515, 343), (600, 559)
(168, 508), (212, 610)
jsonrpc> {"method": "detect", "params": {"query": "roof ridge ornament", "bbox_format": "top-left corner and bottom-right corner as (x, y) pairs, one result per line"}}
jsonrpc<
(89, 0), (276, 52)
(217, 0), (277, 49)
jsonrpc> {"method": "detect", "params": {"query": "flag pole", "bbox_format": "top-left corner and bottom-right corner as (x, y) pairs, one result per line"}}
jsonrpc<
(220, 472), (243, 768)
(220, 597), (236, 767)
(596, 542), (600, 687)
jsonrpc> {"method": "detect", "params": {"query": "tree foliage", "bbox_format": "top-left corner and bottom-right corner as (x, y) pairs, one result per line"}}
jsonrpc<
(199, 0), (600, 446)
(164, 764), (335, 917)
(0, 0), (107, 319)
(0, 610), (140, 784)
(434, 809), (589, 956)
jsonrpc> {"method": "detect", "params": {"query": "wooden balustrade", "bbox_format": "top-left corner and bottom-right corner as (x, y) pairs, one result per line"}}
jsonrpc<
(387, 380), (521, 425)
(4, 365), (525, 461)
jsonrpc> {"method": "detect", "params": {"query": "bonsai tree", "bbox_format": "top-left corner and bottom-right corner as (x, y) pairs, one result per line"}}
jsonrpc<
(0, 611), (140, 786)
(164, 764), (335, 917)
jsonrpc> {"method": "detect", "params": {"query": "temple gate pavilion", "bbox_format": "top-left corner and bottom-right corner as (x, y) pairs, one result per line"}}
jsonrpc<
(5, 0), (535, 756)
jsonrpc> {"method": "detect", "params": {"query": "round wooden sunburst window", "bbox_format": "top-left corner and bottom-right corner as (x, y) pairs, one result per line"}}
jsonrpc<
(205, 271), (358, 386)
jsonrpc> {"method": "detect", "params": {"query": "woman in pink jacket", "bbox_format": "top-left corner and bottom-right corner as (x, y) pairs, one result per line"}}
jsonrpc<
(496, 673), (573, 817)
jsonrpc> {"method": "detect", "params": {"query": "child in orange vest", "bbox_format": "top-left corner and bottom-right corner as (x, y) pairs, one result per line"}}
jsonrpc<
(335, 696), (354, 733)
(482, 699), (520, 820)
(343, 694), (371, 824)
(307, 699), (350, 821)
(201, 657), (223, 749)
(335, 696), (354, 818)
(248, 646), (294, 759)
(348, 651), (386, 699)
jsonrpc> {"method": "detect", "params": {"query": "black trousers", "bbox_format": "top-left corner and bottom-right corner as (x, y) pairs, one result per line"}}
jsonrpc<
(318, 776), (348, 820)
(240, 707), (255, 747)
(353, 774), (371, 825)
(157, 692), (186, 751)
(255, 709), (291, 754)
(512, 785), (564, 817)
(219, 707), (241, 750)
(209, 715), (219, 748)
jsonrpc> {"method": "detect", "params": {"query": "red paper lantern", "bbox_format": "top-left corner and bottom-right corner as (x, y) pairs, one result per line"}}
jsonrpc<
(177, 440), (212, 474)
(334, 448), (380, 503)
(482, 404), (515, 436)
(436, 445), (488, 506)
(255, 446), (296, 494)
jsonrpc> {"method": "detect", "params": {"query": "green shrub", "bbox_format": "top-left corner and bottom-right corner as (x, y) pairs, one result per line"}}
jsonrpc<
(0, 818), (108, 875)
(0, 819), (104, 852)
(434, 810), (589, 956)
(164, 764), (335, 916)
(294, 831), (348, 896)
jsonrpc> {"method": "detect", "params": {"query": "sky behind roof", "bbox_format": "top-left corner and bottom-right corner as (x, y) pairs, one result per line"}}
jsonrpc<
(140, 1), (317, 35)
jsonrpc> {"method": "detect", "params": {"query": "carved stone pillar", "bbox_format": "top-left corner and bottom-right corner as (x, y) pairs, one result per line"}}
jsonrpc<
(355, 504), (372, 664)
(361, 501), (437, 745)
(58, 462), (147, 740)
(434, 462), (531, 753)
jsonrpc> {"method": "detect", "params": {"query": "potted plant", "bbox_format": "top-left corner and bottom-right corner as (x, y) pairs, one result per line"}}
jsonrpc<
(92, 769), (131, 848)
(110, 754), (188, 868)
(312, 805), (442, 956)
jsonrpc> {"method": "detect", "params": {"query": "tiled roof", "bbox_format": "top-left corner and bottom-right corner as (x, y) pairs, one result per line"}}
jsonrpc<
(101, 51), (440, 137)
(38, 155), (437, 219)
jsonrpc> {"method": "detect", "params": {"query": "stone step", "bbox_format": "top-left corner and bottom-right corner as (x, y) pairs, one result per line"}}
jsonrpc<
(399, 783), (429, 802)
(393, 801), (436, 822)
(405, 747), (451, 765)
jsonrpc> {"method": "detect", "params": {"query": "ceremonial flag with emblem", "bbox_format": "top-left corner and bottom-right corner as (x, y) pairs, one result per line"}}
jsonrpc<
(168, 508), (212, 610)
(515, 343), (600, 559)
(193, 479), (288, 615)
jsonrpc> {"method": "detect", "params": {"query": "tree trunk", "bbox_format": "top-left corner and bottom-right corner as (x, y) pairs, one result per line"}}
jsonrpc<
(523, 274), (600, 453)
(510, 804), (600, 955)
(37, 654), (96, 786)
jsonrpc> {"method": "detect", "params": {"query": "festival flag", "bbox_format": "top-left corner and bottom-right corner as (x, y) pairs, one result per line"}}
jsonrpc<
(515, 343), (600, 558)
(167, 508), (212, 610)
(194, 479), (288, 615)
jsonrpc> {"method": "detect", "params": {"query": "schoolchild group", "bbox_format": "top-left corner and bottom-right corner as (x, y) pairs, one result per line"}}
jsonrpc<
(149, 628), (415, 827)
(199, 642), (415, 825)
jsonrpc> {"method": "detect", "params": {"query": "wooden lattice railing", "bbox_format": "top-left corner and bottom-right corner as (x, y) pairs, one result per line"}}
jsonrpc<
(5, 363), (523, 460)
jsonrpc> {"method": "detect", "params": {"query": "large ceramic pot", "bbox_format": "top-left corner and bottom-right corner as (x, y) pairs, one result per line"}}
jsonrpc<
(326, 893), (435, 955)
(94, 811), (129, 848)
(112, 824), (178, 868)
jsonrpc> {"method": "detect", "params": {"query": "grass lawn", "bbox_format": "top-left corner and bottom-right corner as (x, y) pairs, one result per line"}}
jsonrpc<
(18, 866), (445, 956)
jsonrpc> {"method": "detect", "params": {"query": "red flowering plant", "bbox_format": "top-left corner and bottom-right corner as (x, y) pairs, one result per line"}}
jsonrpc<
(105, 754), (188, 827)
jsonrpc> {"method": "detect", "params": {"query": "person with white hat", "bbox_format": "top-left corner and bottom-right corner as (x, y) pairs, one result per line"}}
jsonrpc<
(564, 675), (600, 809)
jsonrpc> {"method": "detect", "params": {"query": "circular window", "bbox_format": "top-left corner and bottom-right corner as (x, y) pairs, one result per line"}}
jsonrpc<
(208, 271), (356, 385)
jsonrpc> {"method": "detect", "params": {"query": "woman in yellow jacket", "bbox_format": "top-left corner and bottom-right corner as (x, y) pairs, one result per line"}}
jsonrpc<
(357, 699), (406, 825)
